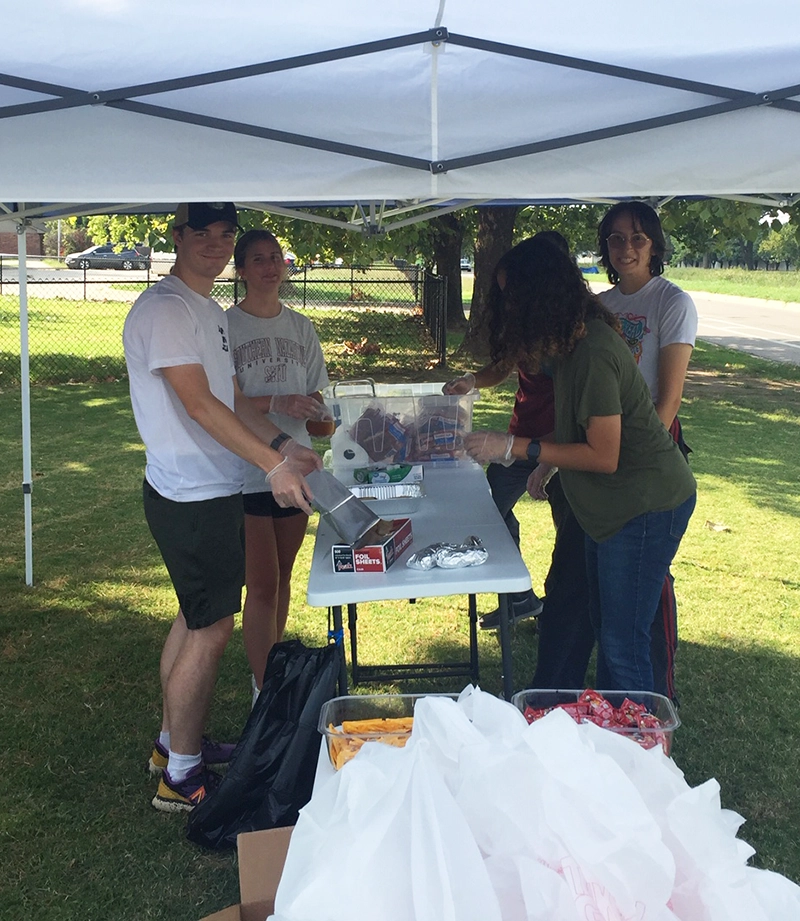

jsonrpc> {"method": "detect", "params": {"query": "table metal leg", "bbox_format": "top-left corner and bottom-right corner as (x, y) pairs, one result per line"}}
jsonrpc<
(328, 604), (349, 696)
(468, 593), (479, 684)
(497, 593), (514, 700)
(347, 603), (359, 687)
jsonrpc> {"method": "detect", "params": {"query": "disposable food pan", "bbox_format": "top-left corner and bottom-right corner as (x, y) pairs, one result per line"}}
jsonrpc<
(511, 688), (680, 756)
(348, 482), (426, 516)
(318, 693), (458, 770)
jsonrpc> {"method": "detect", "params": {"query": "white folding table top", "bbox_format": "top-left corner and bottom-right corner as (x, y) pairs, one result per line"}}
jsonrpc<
(306, 460), (532, 607)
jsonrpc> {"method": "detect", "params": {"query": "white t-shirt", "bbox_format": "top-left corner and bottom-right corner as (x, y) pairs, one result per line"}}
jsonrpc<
(599, 275), (698, 402)
(226, 302), (330, 494)
(123, 275), (243, 501)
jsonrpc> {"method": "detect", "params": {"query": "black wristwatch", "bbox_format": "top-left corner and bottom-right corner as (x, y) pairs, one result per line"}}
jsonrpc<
(270, 432), (292, 452)
(526, 439), (541, 462)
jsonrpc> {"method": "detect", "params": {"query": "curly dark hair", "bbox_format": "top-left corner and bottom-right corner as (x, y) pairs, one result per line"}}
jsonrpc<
(488, 236), (620, 371)
(597, 201), (666, 284)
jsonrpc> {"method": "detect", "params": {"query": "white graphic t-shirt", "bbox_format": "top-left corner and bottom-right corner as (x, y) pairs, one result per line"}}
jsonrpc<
(227, 303), (329, 494)
(599, 275), (698, 402)
(123, 274), (242, 501)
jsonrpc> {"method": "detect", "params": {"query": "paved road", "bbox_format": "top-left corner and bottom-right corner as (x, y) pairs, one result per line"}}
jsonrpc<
(590, 280), (800, 367)
(688, 290), (800, 366)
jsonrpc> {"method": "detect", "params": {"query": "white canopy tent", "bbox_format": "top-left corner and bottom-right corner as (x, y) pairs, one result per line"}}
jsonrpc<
(3, 0), (800, 583)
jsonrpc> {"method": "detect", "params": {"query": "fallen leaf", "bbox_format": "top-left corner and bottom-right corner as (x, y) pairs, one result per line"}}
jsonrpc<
(704, 520), (732, 532)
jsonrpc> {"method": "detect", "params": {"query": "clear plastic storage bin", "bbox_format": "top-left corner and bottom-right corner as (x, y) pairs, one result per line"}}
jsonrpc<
(318, 692), (458, 769)
(511, 688), (680, 756)
(323, 379), (479, 469)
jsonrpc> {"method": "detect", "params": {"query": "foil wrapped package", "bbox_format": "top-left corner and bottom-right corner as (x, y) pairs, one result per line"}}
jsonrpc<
(405, 535), (487, 570)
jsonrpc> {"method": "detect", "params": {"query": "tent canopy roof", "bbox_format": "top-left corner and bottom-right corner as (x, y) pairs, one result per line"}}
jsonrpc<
(2, 0), (800, 224)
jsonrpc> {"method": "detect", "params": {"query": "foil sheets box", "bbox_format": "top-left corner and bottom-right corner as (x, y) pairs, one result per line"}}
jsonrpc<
(331, 518), (413, 573)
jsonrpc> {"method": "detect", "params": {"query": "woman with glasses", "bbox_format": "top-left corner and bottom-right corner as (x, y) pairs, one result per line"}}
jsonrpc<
(464, 236), (696, 695)
(597, 202), (698, 702)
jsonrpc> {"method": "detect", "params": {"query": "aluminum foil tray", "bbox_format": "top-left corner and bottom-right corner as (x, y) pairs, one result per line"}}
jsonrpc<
(348, 482), (426, 515)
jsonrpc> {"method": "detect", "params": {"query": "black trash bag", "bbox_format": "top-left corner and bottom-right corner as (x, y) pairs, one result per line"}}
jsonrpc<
(186, 639), (341, 850)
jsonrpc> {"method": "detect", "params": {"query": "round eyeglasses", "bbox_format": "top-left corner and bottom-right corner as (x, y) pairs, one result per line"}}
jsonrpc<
(606, 232), (651, 250)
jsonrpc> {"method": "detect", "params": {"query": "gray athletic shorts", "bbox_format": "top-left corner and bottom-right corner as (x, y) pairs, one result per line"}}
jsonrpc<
(142, 479), (245, 630)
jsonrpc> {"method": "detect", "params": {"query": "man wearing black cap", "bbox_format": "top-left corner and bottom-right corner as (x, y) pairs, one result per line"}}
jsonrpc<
(123, 202), (322, 812)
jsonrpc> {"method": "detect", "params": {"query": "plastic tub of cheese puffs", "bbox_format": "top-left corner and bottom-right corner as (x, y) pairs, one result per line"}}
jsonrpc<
(318, 693), (458, 770)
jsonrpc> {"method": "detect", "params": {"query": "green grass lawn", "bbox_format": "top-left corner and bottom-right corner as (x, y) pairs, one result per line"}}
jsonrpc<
(664, 266), (800, 302)
(465, 264), (800, 305)
(1, 337), (800, 919)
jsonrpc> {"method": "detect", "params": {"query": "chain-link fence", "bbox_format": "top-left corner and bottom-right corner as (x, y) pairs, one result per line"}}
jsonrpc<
(0, 257), (447, 387)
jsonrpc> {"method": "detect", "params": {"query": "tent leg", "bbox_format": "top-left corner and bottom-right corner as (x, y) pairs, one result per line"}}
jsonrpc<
(18, 220), (33, 586)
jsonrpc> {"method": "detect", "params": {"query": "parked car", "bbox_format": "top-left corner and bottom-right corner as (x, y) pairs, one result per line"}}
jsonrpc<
(460, 257), (473, 272)
(149, 250), (236, 279)
(65, 243), (151, 270)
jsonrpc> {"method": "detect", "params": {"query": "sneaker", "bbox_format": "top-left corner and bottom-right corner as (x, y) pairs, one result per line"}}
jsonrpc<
(147, 736), (237, 776)
(479, 590), (544, 631)
(151, 763), (221, 813)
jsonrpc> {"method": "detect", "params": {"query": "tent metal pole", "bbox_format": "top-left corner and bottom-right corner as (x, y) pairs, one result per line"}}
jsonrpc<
(17, 218), (33, 585)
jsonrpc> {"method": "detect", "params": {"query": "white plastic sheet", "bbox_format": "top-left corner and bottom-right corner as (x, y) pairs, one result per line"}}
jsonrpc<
(269, 686), (800, 921)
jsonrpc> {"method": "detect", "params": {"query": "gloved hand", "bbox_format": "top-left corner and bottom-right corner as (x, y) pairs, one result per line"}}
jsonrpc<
(527, 462), (557, 500)
(442, 372), (476, 395)
(464, 431), (515, 465)
(266, 459), (315, 515)
(270, 393), (333, 421)
(278, 437), (324, 475)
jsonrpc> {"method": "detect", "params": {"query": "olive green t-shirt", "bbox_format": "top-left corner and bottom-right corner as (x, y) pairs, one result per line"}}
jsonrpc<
(554, 318), (696, 542)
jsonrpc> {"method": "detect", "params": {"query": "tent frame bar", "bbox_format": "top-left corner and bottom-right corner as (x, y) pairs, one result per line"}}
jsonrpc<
(1, 29), (798, 176)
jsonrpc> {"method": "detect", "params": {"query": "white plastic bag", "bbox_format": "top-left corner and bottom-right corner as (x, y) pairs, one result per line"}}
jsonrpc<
(269, 687), (800, 921)
(272, 738), (502, 921)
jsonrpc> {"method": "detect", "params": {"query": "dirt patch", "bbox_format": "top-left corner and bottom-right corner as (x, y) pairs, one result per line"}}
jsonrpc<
(684, 368), (800, 408)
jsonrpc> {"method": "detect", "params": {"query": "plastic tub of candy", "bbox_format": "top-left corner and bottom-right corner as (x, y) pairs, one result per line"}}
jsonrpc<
(511, 688), (680, 756)
(318, 692), (458, 769)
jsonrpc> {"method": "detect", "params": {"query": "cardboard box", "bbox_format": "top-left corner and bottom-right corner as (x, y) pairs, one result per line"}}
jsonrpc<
(200, 826), (293, 921)
(331, 517), (413, 573)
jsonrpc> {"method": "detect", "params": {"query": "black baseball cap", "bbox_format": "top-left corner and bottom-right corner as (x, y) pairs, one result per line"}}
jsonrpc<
(174, 202), (240, 231)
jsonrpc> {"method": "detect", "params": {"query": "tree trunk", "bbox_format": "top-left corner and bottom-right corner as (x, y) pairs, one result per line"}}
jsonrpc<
(456, 205), (519, 362)
(430, 213), (467, 329)
(743, 240), (756, 271)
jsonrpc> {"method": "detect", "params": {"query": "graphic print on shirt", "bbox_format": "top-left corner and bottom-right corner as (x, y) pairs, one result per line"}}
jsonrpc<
(218, 325), (229, 352)
(233, 336), (271, 368)
(232, 335), (307, 375)
(617, 313), (649, 365)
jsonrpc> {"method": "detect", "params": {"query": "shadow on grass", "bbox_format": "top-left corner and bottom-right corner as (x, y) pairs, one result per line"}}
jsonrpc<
(675, 638), (800, 879)
(680, 370), (800, 520)
(0, 599), (251, 921)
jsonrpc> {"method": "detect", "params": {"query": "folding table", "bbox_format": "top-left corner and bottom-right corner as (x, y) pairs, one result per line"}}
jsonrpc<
(306, 460), (532, 699)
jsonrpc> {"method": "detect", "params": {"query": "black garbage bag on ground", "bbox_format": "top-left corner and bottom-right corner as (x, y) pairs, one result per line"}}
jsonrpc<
(186, 639), (341, 850)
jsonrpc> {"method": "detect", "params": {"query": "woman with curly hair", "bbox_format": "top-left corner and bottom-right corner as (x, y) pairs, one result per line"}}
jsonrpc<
(465, 236), (696, 694)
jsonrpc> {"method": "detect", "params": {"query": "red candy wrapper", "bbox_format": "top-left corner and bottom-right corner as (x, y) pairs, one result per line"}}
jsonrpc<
(522, 689), (671, 754)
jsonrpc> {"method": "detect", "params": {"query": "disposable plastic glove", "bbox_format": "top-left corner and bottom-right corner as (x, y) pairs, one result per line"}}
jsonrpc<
(277, 437), (324, 476)
(442, 372), (476, 395)
(464, 431), (515, 465)
(527, 462), (557, 500)
(270, 393), (333, 421)
(266, 459), (314, 515)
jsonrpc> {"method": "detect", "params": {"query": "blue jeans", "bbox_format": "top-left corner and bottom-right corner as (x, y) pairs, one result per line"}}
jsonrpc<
(487, 461), (594, 688)
(585, 492), (696, 693)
